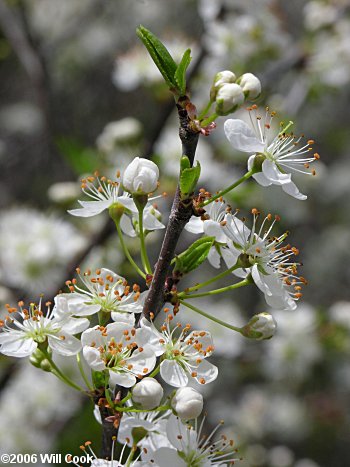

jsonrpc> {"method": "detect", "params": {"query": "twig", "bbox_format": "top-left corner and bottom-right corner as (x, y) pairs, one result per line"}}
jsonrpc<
(142, 98), (199, 320)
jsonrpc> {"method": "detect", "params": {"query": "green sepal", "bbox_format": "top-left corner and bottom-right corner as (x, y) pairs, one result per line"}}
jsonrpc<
(174, 236), (215, 274)
(179, 158), (201, 200)
(174, 48), (192, 96)
(136, 25), (178, 90)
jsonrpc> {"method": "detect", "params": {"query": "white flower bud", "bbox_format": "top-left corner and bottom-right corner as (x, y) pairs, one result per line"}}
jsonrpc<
(132, 377), (164, 409)
(171, 387), (203, 420)
(210, 70), (236, 101)
(122, 157), (159, 194)
(242, 312), (277, 340)
(237, 73), (261, 99)
(215, 83), (244, 116)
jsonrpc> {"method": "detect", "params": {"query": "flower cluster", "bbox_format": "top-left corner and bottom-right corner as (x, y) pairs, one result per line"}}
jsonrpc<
(0, 34), (320, 465)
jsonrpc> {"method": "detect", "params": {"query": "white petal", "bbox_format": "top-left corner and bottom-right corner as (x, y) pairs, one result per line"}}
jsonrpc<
(224, 119), (265, 153)
(110, 311), (136, 325)
(48, 333), (82, 356)
(193, 359), (218, 384)
(81, 326), (105, 348)
(136, 325), (164, 357)
(127, 348), (156, 374)
(56, 293), (101, 317)
(143, 209), (165, 231)
(252, 171), (273, 187)
(116, 291), (147, 314)
(185, 216), (204, 234)
(186, 331), (214, 357)
(153, 447), (186, 467)
(83, 346), (105, 371)
(208, 246), (221, 269)
(282, 181), (307, 200)
(203, 220), (227, 243)
(221, 246), (240, 269)
(68, 200), (111, 217)
(160, 359), (188, 387)
(0, 333), (37, 357)
(166, 414), (197, 451)
(262, 160), (291, 185)
(120, 214), (137, 237)
(60, 317), (90, 335)
(109, 370), (136, 388)
(118, 195), (138, 213)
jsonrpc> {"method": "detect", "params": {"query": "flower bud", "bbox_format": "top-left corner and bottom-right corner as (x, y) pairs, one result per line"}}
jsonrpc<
(237, 73), (261, 100)
(122, 157), (159, 195)
(241, 312), (277, 340)
(215, 83), (244, 116)
(132, 377), (164, 409)
(171, 387), (203, 420)
(210, 70), (236, 101)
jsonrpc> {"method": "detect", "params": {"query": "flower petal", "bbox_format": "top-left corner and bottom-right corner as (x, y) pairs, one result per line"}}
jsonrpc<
(153, 447), (186, 467)
(193, 359), (218, 384)
(83, 346), (106, 371)
(0, 333), (37, 357)
(282, 180), (307, 200)
(262, 160), (291, 185)
(109, 370), (136, 388)
(160, 359), (188, 387)
(224, 119), (265, 153)
(208, 246), (221, 269)
(68, 200), (111, 217)
(185, 216), (204, 234)
(203, 220), (227, 243)
(48, 333), (82, 356)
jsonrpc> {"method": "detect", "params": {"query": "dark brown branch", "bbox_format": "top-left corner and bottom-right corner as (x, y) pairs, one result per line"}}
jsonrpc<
(142, 99), (199, 320)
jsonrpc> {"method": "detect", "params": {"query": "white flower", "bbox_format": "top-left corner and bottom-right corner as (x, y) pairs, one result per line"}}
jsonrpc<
(118, 410), (172, 461)
(68, 172), (137, 218)
(152, 414), (239, 466)
(171, 387), (203, 420)
(0, 299), (89, 357)
(81, 322), (156, 388)
(122, 157), (159, 195)
(119, 201), (165, 238)
(242, 312), (277, 340)
(185, 200), (232, 268)
(64, 268), (147, 320)
(237, 72), (261, 99)
(132, 377), (164, 409)
(139, 316), (218, 388)
(222, 209), (305, 310)
(224, 107), (319, 200)
(215, 83), (244, 115)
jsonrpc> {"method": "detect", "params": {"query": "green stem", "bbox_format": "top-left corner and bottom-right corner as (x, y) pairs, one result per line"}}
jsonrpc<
(179, 300), (243, 334)
(178, 278), (250, 299)
(41, 348), (84, 392)
(138, 208), (152, 274)
(115, 221), (146, 279)
(120, 391), (133, 405)
(201, 169), (254, 207)
(201, 112), (218, 127)
(148, 365), (160, 378)
(77, 353), (93, 391)
(182, 263), (240, 293)
(198, 99), (214, 120)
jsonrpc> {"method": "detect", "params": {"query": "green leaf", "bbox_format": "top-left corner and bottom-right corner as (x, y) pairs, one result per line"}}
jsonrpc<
(174, 48), (191, 96)
(174, 236), (215, 274)
(136, 25), (178, 90)
(180, 155), (191, 171)
(179, 160), (201, 199)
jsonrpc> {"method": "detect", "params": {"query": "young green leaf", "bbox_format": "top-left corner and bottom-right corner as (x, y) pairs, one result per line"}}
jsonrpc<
(175, 48), (192, 96)
(174, 236), (215, 274)
(136, 25), (178, 90)
(179, 160), (201, 199)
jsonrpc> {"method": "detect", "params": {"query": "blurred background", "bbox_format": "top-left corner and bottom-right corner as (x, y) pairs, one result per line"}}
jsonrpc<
(0, 0), (350, 465)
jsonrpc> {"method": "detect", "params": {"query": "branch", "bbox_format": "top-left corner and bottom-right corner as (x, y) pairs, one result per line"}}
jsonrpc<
(142, 98), (199, 320)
